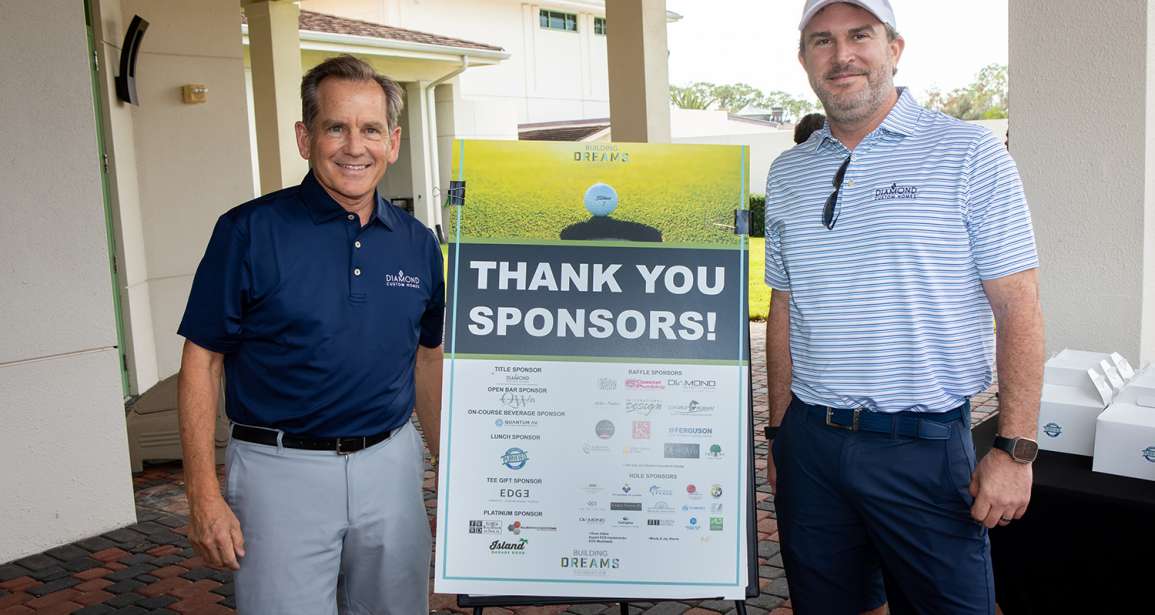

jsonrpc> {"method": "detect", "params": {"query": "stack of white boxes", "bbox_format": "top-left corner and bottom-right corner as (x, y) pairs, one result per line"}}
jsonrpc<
(1037, 350), (1125, 456)
(1093, 367), (1155, 481)
(1038, 349), (1155, 481)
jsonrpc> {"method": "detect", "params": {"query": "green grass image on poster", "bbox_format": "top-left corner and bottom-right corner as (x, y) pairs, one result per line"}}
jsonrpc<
(450, 140), (746, 247)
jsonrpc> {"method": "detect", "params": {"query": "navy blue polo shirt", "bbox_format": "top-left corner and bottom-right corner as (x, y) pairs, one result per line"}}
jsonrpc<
(178, 171), (445, 437)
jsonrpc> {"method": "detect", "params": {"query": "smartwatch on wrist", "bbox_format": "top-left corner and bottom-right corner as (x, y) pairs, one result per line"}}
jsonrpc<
(764, 425), (780, 441)
(993, 435), (1039, 464)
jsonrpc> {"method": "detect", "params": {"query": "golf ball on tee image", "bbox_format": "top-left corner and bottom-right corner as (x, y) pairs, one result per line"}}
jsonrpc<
(583, 182), (618, 217)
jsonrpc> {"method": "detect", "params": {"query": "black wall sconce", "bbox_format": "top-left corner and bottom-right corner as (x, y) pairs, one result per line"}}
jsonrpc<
(115, 15), (149, 105)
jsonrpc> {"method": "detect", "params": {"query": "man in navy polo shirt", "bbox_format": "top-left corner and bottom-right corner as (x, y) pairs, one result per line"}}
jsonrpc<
(177, 55), (444, 614)
(763, 1), (1044, 613)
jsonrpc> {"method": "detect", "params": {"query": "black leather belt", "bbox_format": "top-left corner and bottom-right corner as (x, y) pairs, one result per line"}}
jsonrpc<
(231, 424), (393, 454)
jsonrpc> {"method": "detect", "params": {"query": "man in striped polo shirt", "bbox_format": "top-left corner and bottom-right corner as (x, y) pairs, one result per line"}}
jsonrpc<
(763, 1), (1044, 613)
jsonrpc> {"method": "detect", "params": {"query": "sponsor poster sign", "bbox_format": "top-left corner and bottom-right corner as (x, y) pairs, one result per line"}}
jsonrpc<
(435, 140), (750, 599)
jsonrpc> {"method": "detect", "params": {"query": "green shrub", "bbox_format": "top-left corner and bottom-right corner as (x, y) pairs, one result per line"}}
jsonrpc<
(749, 194), (765, 237)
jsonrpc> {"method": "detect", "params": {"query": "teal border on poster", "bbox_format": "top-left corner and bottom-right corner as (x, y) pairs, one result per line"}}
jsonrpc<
(734, 145), (748, 584)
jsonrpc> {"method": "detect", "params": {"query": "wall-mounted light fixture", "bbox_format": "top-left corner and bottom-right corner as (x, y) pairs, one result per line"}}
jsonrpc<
(115, 15), (149, 105)
(181, 84), (208, 104)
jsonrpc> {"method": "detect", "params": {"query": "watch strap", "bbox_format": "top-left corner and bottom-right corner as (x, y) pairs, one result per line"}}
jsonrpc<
(993, 435), (1037, 463)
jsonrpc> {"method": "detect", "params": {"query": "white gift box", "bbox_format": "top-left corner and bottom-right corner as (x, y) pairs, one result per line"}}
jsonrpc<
(1038, 350), (1120, 456)
(1044, 349), (1111, 387)
(1113, 366), (1155, 404)
(1092, 397), (1155, 481)
(1038, 380), (1110, 456)
(1044, 349), (1134, 391)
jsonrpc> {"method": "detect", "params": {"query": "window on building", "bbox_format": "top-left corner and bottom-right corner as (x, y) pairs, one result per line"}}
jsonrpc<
(594, 17), (607, 35)
(540, 9), (578, 32)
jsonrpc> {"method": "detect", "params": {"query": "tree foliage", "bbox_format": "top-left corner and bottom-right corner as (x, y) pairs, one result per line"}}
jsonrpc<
(760, 90), (820, 122)
(669, 82), (715, 110)
(669, 82), (820, 121)
(925, 64), (1008, 120)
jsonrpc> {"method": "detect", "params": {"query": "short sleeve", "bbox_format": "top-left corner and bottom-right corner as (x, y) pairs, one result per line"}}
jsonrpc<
(763, 172), (791, 291)
(419, 229), (446, 348)
(964, 132), (1039, 280)
(177, 214), (249, 353)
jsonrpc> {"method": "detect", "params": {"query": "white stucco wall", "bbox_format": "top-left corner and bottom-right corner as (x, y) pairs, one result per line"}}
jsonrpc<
(98, 0), (255, 390)
(674, 130), (796, 195)
(300, 0), (614, 131)
(0, 0), (136, 562)
(1011, 0), (1155, 364)
(672, 108), (785, 138)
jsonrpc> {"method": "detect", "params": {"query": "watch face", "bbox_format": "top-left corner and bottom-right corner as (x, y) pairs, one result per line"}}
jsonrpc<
(1012, 438), (1039, 461)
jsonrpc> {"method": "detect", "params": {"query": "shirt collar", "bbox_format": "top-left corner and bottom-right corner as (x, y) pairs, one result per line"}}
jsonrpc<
(877, 87), (922, 137)
(811, 86), (922, 153)
(299, 170), (394, 230)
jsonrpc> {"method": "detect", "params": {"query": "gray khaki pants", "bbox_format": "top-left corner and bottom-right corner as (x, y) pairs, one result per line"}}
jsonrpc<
(225, 421), (431, 614)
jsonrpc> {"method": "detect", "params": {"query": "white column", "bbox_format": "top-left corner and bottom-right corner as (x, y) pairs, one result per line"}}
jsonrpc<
(606, 0), (671, 143)
(244, 0), (306, 194)
(1010, 0), (1155, 363)
(0, 0), (135, 562)
(1011, 0), (1155, 362)
(406, 81), (436, 228)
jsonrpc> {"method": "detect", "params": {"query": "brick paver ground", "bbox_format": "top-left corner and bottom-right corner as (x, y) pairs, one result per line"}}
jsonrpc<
(1, 324), (998, 614)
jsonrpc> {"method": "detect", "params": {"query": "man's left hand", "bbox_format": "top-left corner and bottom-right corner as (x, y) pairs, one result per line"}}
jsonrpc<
(968, 451), (1032, 528)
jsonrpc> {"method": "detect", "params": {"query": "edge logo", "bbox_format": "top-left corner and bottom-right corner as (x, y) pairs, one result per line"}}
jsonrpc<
(1042, 422), (1062, 438)
(501, 447), (529, 470)
(1142, 447), (1155, 463)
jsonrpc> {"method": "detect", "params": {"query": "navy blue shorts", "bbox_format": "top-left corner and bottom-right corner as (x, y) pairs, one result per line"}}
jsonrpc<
(772, 396), (994, 615)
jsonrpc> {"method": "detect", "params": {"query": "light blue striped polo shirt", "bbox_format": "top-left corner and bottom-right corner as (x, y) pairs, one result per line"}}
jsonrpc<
(764, 88), (1038, 413)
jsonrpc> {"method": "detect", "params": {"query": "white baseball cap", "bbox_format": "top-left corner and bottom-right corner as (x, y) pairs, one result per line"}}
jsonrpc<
(799, 0), (897, 31)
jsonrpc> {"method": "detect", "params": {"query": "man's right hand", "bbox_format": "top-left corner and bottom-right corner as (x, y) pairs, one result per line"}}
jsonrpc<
(188, 494), (245, 570)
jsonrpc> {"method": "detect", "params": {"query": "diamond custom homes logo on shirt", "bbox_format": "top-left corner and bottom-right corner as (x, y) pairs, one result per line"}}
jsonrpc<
(384, 269), (421, 289)
(873, 182), (919, 201)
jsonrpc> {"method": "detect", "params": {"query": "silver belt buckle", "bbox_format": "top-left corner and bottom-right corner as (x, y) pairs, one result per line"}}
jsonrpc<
(336, 437), (365, 455)
(825, 407), (861, 431)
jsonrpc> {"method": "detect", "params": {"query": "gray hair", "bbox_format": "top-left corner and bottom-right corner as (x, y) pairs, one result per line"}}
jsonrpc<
(798, 23), (901, 54)
(300, 54), (404, 131)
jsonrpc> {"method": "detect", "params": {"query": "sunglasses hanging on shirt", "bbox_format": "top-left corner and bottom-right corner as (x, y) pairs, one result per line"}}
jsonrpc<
(823, 156), (851, 230)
